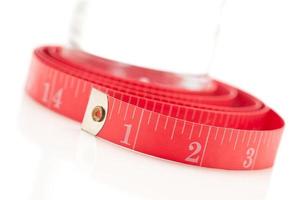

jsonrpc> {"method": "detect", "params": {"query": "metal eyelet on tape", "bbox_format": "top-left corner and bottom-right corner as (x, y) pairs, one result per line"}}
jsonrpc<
(25, 46), (284, 170)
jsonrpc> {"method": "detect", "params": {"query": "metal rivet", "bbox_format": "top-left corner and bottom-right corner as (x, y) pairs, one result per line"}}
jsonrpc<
(91, 106), (106, 122)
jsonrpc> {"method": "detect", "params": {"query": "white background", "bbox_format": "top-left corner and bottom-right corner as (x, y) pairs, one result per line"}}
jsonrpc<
(0, 0), (300, 199)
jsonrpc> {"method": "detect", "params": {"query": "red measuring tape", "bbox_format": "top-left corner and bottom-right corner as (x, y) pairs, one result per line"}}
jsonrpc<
(26, 46), (284, 170)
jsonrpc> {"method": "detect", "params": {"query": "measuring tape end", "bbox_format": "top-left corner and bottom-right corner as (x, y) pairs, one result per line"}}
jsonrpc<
(81, 88), (108, 136)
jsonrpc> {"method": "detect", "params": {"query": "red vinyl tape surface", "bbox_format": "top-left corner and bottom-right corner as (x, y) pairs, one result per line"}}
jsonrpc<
(26, 46), (284, 170)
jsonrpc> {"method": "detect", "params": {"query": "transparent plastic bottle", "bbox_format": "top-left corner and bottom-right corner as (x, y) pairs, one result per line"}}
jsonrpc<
(69, 0), (225, 91)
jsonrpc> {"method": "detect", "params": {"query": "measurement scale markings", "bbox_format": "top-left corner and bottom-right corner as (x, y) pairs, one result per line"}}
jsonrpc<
(109, 98), (115, 120)
(214, 127), (219, 140)
(117, 100), (122, 114)
(220, 128), (227, 145)
(132, 109), (145, 149)
(212, 113), (217, 124)
(191, 109), (196, 121)
(262, 132), (268, 144)
(198, 125), (203, 138)
(267, 132), (273, 147)
(189, 123), (195, 140)
(233, 130), (240, 150)
(26, 46), (285, 170)
(181, 121), (187, 134)
(164, 106), (173, 129)
(63, 74), (69, 89)
(228, 129), (233, 142)
(251, 132), (263, 170)
(147, 102), (156, 125)
(253, 132), (258, 144)
(171, 119), (178, 140)
(224, 114), (230, 127)
(74, 79), (80, 98)
(132, 106), (137, 119)
(197, 111), (204, 124)
(154, 114), (161, 132)
(199, 127), (212, 166)
(49, 70), (58, 107)
(70, 76), (75, 88)
(124, 102), (130, 120)
(180, 109), (188, 134)
(246, 131), (253, 147)
(241, 130), (246, 143)
(82, 80), (87, 92)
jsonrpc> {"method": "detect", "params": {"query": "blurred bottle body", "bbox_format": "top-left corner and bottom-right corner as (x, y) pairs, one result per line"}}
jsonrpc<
(69, 0), (225, 90)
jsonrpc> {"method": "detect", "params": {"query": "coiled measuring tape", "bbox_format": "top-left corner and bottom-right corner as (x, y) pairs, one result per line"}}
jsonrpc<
(26, 46), (284, 170)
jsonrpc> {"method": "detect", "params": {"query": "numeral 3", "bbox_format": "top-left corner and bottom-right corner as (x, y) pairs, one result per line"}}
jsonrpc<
(243, 147), (255, 168)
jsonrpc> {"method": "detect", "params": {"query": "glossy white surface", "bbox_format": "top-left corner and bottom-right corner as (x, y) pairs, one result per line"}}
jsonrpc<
(18, 95), (272, 200)
(0, 0), (300, 199)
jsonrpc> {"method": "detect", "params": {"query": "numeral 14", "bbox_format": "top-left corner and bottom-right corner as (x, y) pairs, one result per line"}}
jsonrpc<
(42, 82), (63, 109)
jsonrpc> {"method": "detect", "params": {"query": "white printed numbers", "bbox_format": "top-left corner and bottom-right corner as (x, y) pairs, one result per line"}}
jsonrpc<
(52, 88), (63, 108)
(243, 147), (256, 169)
(120, 124), (132, 145)
(185, 142), (202, 163)
(42, 82), (64, 109)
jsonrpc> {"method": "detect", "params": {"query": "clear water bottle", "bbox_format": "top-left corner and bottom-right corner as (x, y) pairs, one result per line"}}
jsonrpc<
(69, 0), (225, 91)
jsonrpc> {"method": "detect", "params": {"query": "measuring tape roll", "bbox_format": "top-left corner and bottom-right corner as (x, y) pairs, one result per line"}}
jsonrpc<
(26, 46), (284, 170)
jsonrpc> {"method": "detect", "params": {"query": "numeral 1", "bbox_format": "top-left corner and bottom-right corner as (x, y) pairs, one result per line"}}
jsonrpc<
(121, 124), (132, 145)
(42, 82), (64, 109)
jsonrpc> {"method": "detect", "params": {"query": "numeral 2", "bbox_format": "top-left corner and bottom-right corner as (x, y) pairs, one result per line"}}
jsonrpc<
(42, 82), (63, 109)
(185, 142), (202, 163)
